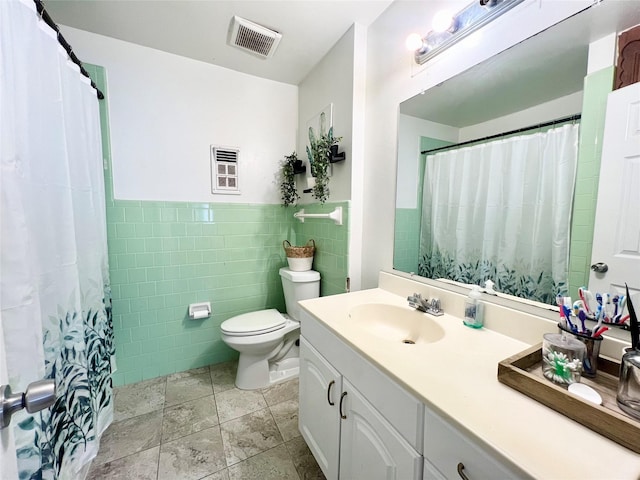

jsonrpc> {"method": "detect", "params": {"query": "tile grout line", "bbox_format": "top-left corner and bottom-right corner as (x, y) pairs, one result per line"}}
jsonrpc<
(155, 376), (168, 480)
(101, 366), (310, 480)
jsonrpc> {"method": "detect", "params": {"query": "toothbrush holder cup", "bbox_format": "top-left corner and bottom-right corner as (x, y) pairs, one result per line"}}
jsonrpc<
(557, 323), (603, 377)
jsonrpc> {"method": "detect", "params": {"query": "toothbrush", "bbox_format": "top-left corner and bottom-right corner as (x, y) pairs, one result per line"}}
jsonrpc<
(572, 300), (583, 318)
(578, 309), (588, 334)
(615, 295), (627, 323)
(588, 290), (598, 318)
(579, 287), (591, 316)
(563, 305), (577, 332)
(602, 293), (612, 323)
(572, 300), (588, 333)
(594, 293), (604, 324)
(593, 326), (609, 338)
(557, 295), (567, 329)
(562, 297), (579, 332)
(593, 303), (604, 337)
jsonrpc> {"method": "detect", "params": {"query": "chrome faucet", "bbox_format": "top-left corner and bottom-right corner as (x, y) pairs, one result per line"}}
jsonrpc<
(407, 293), (429, 312)
(407, 293), (444, 316)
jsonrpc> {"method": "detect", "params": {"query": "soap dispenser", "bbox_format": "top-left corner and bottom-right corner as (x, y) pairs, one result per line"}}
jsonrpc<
(464, 285), (484, 329)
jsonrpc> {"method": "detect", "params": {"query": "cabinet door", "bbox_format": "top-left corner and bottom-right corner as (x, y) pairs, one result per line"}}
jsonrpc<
(299, 337), (342, 480)
(424, 406), (527, 480)
(339, 379), (423, 480)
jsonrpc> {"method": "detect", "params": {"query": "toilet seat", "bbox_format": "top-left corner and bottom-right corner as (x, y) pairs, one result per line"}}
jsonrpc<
(221, 309), (286, 337)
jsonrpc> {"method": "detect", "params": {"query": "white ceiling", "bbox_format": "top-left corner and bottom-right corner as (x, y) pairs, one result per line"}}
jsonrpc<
(44, 0), (394, 85)
(400, 1), (640, 127)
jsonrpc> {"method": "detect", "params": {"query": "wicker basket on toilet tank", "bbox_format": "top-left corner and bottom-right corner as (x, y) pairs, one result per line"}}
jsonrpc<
(283, 239), (315, 271)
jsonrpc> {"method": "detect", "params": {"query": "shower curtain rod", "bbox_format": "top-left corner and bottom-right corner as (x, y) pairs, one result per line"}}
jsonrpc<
(33, 0), (104, 100)
(421, 113), (581, 155)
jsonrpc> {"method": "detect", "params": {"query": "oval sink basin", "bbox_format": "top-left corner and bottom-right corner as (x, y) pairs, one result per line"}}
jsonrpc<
(348, 304), (445, 345)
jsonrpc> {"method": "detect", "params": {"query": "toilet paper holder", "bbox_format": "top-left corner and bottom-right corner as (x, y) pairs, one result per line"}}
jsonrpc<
(188, 302), (211, 320)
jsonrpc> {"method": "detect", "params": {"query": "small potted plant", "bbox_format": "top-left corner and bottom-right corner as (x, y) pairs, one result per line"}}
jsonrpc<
(306, 126), (342, 204)
(280, 152), (301, 206)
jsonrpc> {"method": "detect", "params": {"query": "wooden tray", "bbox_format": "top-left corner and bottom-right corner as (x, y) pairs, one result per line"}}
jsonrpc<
(497, 343), (640, 453)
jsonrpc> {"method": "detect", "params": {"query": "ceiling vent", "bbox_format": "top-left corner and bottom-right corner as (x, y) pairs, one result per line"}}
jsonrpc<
(228, 16), (282, 59)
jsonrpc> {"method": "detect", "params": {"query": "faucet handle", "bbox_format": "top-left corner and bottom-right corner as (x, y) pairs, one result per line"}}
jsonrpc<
(426, 297), (444, 316)
(408, 293), (429, 312)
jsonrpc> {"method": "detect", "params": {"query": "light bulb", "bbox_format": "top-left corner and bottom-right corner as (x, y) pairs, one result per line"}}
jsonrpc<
(432, 10), (454, 32)
(405, 33), (424, 52)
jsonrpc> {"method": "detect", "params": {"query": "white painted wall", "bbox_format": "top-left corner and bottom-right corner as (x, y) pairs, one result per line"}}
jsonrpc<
(588, 33), (617, 74)
(297, 26), (355, 203)
(396, 115), (459, 210)
(395, 90), (581, 216)
(360, 0), (592, 289)
(297, 23), (366, 291)
(349, 24), (368, 293)
(61, 26), (298, 204)
(458, 91), (583, 142)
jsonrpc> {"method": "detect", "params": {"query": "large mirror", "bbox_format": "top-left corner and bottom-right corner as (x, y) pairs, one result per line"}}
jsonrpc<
(394, 1), (640, 308)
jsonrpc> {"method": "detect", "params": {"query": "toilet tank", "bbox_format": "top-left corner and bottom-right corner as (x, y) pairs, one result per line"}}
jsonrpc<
(279, 267), (320, 321)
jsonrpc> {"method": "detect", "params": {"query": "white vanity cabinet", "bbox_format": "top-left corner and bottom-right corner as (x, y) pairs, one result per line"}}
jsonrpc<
(339, 377), (423, 480)
(298, 337), (342, 479)
(423, 405), (528, 480)
(299, 310), (424, 480)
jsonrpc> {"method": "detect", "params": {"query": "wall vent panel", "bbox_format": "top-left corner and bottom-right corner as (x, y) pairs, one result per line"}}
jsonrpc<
(211, 146), (240, 195)
(227, 16), (282, 59)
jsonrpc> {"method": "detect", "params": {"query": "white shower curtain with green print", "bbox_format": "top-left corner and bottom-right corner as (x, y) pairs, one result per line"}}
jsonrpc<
(0, 1), (114, 478)
(418, 124), (579, 305)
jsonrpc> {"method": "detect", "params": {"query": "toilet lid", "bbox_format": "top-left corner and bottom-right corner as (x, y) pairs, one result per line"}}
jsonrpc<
(221, 309), (286, 336)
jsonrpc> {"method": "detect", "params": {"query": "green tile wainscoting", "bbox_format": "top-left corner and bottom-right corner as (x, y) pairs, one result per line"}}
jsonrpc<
(568, 66), (614, 298)
(107, 201), (291, 385)
(393, 137), (452, 276)
(87, 64), (349, 385)
(393, 208), (421, 274)
(291, 201), (350, 297)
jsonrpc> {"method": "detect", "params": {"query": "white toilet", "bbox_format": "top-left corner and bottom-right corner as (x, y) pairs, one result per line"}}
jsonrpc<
(220, 267), (320, 390)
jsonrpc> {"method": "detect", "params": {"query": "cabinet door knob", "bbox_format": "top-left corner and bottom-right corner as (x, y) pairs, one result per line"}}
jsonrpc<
(457, 462), (470, 480)
(339, 391), (348, 419)
(327, 380), (335, 406)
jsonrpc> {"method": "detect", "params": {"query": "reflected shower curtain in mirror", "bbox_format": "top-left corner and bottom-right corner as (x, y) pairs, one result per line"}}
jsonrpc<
(1, 0), (114, 478)
(418, 124), (579, 304)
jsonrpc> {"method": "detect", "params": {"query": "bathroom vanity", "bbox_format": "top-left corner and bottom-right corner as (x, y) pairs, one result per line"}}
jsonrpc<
(298, 272), (640, 479)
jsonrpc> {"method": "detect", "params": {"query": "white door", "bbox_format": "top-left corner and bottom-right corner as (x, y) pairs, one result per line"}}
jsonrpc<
(0, 314), (19, 479)
(298, 337), (342, 480)
(589, 82), (640, 300)
(339, 379), (422, 480)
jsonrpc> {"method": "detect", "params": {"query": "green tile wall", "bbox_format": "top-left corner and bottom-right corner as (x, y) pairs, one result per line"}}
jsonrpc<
(568, 66), (614, 299)
(393, 137), (452, 274)
(107, 201), (292, 384)
(393, 208), (420, 273)
(88, 64), (349, 385)
(290, 201), (349, 296)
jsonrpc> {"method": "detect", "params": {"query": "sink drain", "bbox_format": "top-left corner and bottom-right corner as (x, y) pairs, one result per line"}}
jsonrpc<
(402, 339), (415, 345)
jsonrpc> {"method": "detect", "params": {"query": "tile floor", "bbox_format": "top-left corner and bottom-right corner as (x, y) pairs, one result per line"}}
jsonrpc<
(88, 361), (325, 480)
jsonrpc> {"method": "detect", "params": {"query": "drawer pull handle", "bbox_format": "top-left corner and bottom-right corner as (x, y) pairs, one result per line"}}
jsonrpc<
(457, 462), (470, 480)
(327, 380), (335, 406)
(339, 391), (348, 419)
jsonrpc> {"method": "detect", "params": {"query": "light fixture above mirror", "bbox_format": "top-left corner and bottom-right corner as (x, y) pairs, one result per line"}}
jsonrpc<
(408, 0), (526, 64)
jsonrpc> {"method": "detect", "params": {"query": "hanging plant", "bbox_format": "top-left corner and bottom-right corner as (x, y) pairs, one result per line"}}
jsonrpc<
(280, 152), (301, 206)
(306, 125), (342, 204)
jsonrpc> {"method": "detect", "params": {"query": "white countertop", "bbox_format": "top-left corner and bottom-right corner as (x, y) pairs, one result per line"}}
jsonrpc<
(299, 285), (640, 479)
